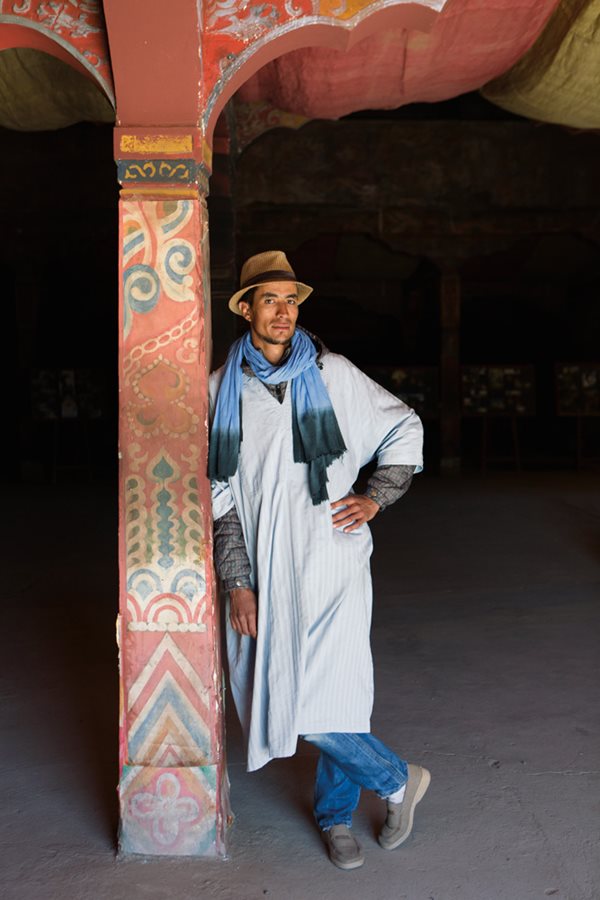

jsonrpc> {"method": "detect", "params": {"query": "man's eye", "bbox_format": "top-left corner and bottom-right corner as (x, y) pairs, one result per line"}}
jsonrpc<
(288, 299), (297, 305)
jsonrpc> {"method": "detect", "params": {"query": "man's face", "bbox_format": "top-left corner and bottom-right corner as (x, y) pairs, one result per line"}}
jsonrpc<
(238, 281), (299, 351)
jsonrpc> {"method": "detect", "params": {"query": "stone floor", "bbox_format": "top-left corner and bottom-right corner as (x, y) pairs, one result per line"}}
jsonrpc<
(2, 472), (599, 900)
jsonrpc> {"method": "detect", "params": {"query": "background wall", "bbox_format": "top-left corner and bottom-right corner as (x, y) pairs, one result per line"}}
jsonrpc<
(2, 94), (599, 481)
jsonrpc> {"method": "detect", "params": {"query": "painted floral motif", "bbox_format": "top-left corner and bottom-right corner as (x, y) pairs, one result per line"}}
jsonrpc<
(126, 357), (199, 439)
(204, 0), (443, 39)
(206, 0), (282, 39)
(119, 766), (220, 856)
(37, 1), (102, 38)
(1, 0), (102, 35)
(130, 772), (201, 846)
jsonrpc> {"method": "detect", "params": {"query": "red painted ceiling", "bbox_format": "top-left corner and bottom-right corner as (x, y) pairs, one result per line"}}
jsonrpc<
(237, 0), (561, 118)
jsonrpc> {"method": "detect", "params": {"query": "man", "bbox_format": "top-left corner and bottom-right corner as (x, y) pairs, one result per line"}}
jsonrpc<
(209, 250), (430, 870)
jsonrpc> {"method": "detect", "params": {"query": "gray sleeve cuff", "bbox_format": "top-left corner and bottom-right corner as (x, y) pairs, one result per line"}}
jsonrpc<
(365, 464), (415, 511)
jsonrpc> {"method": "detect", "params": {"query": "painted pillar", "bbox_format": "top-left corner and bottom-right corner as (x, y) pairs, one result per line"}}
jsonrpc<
(440, 268), (461, 474)
(115, 130), (230, 856)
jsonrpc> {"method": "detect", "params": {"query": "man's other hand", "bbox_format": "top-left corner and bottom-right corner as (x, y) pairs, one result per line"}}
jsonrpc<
(331, 494), (380, 533)
(229, 588), (258, 638)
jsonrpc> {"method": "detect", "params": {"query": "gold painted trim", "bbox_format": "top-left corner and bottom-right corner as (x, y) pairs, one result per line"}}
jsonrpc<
(120, 186), (200, 199)
(120, 135), (194, 155)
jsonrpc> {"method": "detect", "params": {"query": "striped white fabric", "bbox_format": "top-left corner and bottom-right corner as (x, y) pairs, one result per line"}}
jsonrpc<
(210, 351), (423, 772)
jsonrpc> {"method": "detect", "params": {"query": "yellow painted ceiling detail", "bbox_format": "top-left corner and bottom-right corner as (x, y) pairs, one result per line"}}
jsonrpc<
(120, 135), (194, 155)
(482, 0), (600, 129)
(317, 0), (445, 21)
(318, 0), (382, 21)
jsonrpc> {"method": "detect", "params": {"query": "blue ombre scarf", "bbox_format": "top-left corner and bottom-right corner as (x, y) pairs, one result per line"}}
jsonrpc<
(208, 328), (346, 505)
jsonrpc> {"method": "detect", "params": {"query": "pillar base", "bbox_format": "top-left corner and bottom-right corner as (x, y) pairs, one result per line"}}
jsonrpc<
(118, 764), (229, 858)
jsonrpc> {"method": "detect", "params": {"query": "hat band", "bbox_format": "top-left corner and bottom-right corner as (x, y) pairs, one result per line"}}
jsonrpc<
(240, 270), (298, 290)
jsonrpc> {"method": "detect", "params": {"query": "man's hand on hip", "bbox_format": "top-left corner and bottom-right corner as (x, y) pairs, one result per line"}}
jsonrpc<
(331, 494), (380, 533)
(229, 588), (258, 638)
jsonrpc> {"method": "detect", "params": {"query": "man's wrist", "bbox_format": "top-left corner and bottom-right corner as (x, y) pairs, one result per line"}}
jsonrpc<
(224, 576), (254, 593)
(364, 486), (383, 510)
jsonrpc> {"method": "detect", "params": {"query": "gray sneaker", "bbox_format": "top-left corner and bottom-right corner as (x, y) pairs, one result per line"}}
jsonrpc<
(323, 824), (365, 870)
(378, 764), (431, 850)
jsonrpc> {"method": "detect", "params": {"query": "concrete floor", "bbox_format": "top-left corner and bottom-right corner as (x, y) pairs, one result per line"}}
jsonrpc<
(2, 472), (599, 900)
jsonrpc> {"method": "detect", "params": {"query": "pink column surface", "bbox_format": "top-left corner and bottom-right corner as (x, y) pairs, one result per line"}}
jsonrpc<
(117, 195), (229, 857)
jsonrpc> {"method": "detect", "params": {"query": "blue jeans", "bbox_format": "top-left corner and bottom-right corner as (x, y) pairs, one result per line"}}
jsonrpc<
(302, 732), (408, 830)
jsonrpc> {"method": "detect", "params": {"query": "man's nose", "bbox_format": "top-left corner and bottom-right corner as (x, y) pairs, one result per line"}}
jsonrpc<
(275, 303), (290, 317)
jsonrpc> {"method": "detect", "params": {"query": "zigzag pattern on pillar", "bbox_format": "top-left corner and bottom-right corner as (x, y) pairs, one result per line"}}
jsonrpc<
(126, 633), (211, 766)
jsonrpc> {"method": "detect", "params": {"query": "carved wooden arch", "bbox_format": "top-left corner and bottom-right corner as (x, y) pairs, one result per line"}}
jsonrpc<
(0, 2), (114, 103)
(203, 0), (447, 143)
(102, 0), (445, 146)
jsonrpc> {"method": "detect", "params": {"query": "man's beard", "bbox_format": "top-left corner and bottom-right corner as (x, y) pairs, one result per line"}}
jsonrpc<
(262, 334), (291, 346)
(254, 325), (294, 346)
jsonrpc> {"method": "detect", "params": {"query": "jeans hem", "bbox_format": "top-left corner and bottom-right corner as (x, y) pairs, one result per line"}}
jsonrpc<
(319, 819), (353, 831)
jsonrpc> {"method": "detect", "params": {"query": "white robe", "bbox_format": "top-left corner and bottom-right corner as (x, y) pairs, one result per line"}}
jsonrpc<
(210, 350), (423, 772)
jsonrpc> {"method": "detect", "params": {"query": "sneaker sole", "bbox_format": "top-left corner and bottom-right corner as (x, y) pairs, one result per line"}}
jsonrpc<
(330, 856), (365, 871)
(378, 766), (431, 851)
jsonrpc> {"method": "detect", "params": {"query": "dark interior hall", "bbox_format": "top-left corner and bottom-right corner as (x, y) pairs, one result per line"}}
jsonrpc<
(1, 4), (600, 896)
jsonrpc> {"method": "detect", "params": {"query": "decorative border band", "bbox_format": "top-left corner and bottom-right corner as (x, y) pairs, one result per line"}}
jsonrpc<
(127, 622), (208, 633)
(118, 159), (197, 184)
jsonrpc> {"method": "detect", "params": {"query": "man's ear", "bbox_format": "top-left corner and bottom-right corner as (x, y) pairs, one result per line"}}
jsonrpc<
(238, 300), (252, 321)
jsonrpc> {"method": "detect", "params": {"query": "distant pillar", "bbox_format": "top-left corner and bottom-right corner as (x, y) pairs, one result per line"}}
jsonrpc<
(440, 268), (461, 474)
(115, 129), (230, 857)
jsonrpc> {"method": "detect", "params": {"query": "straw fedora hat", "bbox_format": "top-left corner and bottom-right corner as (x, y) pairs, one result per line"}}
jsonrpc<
(229, 250), (313, 315)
